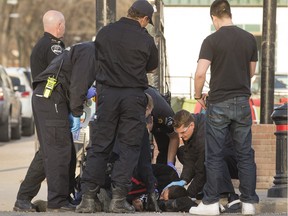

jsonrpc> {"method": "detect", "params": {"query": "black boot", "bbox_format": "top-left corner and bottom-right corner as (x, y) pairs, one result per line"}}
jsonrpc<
(109, 184), (135, 213)
(75, 186), (102, 213)
(97, 188), (112, 212)
(146, 192), (161, 212)
(13, 200), (37, 212)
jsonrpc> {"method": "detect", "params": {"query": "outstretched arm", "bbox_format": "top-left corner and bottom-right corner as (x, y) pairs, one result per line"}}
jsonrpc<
(167, 132), (180, 164)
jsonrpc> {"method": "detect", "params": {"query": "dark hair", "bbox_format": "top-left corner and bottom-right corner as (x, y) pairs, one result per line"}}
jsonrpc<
(168, 185), (188, 199)
(210, 0), (232, 19)
(173, 109), (195, 128)
(127, 6), (146, 20)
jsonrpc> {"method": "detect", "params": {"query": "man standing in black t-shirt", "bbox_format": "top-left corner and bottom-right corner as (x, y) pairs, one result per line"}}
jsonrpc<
(76, 0), (158, 214)
(190, 1), (259, 215)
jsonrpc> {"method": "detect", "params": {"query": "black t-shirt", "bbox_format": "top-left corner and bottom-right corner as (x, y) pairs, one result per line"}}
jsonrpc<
(95, 17), (158, 88)
(198, 26), (258, 103)
(30, 32), (65, 81)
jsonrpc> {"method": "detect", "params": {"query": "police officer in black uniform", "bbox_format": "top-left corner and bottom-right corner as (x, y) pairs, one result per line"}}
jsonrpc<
(108, 94), (161, 212)
(76, 0), (158, 214)
(14, 10), (76, 212)
(31, 41), (96, 212)
(30, 11), (66, 81)
(144, 86), (180, 167)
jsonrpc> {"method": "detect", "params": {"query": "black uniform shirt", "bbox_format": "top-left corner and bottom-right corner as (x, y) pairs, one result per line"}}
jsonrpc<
(30, 32), (65, 82)
(95, 17), (158, 88)
(145, 86), (174, 135)
(33, 42), (97, 117)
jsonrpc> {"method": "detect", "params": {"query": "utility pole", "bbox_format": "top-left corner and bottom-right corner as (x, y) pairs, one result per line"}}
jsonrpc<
(260, 0), (277, 124)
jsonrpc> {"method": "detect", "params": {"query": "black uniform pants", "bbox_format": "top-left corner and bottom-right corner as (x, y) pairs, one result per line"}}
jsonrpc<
(81, 84), (147, 192)
(22, 83), (76, 208)
(132, 130), (156, 193)
(16, 149), (45, 201)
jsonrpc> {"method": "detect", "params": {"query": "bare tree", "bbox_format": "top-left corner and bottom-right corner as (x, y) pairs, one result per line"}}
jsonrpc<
(0, 0), (168, 93)
(0, 1), (19, 66)
(0, 0), (96, 67)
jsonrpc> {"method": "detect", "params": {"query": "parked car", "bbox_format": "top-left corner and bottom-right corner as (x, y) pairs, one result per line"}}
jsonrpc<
(0, 65), (22, 141)
(251, 74), (288, 104)
(6, 67), (35, 136)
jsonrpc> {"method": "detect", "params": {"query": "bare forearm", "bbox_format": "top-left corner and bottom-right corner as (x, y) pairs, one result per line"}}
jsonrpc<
(167, 133), (180, 163)
(250, 61), (257, 78)
(194, 73), (206, 97)
(194, 59), (210, 97)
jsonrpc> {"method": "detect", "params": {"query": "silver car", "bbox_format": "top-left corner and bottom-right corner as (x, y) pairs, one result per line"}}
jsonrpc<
(6, 67), (35, 136)
(0, 65), (22, 141)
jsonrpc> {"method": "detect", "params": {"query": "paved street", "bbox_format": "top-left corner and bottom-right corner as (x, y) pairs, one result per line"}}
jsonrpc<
(0, 135), (287, 215)
(0, 135), (47, 211)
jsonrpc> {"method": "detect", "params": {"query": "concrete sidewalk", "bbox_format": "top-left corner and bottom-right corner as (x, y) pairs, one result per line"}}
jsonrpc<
(0, 135), (287, 215)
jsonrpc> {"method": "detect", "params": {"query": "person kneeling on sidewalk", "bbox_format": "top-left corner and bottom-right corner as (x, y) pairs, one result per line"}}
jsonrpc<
(171, 109), (241, 213)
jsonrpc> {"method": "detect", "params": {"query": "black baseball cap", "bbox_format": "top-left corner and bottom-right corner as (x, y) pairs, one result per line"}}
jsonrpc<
(131, 0), (154, 25)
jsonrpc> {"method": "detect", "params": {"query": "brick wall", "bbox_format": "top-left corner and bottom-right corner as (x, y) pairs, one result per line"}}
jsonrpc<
(234, 124), (277, 189)
(253, 124), (276, 189)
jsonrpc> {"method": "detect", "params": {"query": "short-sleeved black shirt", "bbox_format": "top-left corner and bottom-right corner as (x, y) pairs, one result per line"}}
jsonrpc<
(198, 26), (258, 103)
(30, 32), (65, 82)
(95, 17), (158, 88)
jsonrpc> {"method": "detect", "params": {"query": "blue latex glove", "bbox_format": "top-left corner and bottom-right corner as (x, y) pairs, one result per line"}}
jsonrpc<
(164, 180), (186, 190)
(69, 113), (81, 132)
(167, 162), (177, 172)
(86, 86), (96, 99)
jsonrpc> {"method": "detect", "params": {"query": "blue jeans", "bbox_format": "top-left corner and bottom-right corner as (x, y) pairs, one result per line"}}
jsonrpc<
(203, 96), (259, 204)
